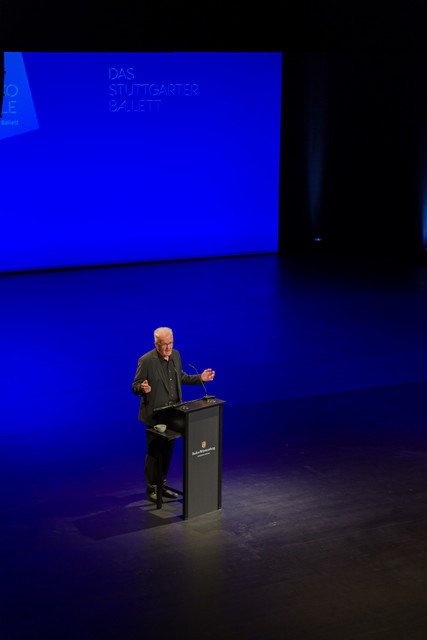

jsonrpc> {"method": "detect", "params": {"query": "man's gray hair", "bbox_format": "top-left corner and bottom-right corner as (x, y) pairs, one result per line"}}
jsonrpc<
(154, 327), (173, 343)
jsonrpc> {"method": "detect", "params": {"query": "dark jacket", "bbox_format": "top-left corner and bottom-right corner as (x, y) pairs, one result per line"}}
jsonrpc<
(132, 348), (201, 425)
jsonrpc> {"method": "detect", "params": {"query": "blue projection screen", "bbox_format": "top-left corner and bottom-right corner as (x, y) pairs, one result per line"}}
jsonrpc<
(1, 52), (282, 272)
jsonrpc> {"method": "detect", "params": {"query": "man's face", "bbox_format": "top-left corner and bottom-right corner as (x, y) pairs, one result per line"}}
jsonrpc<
(155, 333), (173, 359)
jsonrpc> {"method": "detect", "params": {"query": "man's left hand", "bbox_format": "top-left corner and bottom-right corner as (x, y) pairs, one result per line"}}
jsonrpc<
(201, 368), (215, 382)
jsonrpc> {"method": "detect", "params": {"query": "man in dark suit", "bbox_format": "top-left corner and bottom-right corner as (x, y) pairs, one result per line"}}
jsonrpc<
(132, 327), (215, 502)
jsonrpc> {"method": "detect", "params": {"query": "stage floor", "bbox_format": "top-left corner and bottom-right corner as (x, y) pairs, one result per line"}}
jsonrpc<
(1, 253), (427, 639)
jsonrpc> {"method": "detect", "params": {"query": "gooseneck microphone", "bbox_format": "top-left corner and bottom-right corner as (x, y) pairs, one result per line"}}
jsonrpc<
(188, 363), (216, 401)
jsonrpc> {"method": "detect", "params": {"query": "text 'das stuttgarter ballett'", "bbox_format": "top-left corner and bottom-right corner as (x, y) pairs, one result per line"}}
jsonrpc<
(108, 67), (199, 113)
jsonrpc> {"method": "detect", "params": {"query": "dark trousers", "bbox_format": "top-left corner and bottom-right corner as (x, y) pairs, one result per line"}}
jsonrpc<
(144, 429), (174, 490)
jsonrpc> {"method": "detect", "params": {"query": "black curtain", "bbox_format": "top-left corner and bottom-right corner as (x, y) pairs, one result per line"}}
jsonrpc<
(279, 52), (426, 257)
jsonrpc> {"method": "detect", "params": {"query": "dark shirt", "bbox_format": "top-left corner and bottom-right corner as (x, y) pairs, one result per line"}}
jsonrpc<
(158, 353), (179, 404)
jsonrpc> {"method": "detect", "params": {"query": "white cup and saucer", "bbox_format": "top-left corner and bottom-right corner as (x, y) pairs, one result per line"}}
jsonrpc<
(153, 424), (167, 434)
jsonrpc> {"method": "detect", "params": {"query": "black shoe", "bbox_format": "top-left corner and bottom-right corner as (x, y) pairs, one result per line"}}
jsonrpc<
(162, 488), (178, 499)
(146, 488), (157, 503)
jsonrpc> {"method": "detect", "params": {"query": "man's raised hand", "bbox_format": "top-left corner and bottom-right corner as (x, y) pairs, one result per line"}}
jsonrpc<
(201, 369), (215, 382)
(141, 379), (151, 393)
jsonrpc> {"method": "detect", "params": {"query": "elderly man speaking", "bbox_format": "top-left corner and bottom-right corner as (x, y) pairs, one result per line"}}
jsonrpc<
(132, 327), (215, 503)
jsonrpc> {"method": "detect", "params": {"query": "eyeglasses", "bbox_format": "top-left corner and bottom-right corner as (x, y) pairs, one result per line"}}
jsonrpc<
(158, 341), (173, 348)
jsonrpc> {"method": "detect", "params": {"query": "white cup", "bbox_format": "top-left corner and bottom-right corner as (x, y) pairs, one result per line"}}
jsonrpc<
(154, 424), (167, 434)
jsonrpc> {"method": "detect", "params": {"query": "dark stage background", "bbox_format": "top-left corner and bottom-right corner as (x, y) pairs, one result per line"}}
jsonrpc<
(3, 3), (427, 259)
(2, 2), (427, 639)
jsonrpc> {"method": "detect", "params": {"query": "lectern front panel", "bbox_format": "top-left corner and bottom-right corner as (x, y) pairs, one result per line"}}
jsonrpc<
(185, 405), (221, 519)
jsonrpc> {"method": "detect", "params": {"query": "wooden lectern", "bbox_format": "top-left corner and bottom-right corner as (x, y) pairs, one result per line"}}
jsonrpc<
(153, 397), (225, 519)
